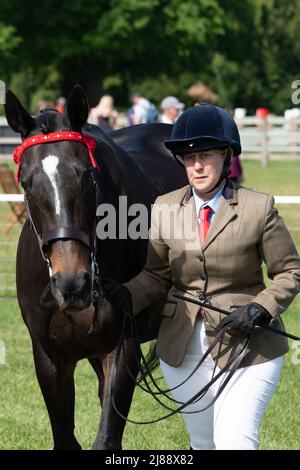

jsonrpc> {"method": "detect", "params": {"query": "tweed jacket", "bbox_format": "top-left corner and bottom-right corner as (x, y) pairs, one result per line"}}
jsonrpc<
(125, 182), (300, 368)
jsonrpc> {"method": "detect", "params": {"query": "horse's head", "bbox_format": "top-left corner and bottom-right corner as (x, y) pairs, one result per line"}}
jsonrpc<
(5, 85), (99, 311)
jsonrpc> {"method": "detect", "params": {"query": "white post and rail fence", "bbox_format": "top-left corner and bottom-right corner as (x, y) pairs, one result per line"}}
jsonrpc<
(2, 114), (300, 164)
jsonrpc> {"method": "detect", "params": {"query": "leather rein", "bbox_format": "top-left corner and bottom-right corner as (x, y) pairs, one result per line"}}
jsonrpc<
(110, 292), (300, 424)
(110, 302), (249, 424)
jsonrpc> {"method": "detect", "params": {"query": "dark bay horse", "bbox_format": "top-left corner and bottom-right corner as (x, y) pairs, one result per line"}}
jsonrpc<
(4, 86), (187, 450)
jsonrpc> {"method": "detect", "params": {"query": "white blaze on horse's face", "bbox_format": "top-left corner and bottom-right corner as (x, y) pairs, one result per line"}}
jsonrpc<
(42, 155), (61, 216)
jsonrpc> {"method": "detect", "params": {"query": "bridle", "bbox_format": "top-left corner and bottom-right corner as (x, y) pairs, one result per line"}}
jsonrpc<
(13, 130), (102, 307)
(13, 131), (99, 182)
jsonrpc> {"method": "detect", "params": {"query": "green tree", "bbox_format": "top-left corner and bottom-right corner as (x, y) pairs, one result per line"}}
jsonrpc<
(0, 22), (22, 78)
(252, 0), (300, 113)
(0, 0), (226, 107)
(1, 0), (299, 114)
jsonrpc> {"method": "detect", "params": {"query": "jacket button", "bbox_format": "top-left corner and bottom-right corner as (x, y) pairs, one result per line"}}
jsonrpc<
(198, 290), (206, 301)
(198, 255), (204, 262)
(201, 274), (207, 281)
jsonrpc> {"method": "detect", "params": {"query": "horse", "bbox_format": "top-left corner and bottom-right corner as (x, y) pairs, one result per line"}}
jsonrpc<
(4, 85), (187, 450)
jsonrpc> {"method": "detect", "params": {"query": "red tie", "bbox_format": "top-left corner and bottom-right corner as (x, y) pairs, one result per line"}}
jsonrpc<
(198, 206), (211, 318)
(199, 206), (212, 246)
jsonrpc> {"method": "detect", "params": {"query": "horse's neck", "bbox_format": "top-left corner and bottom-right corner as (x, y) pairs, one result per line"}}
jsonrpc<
(95, 134), (156, 205)
(93, 136), (151, 280)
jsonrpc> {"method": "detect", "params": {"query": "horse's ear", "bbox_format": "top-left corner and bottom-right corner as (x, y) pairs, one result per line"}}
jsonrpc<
(4, 89), (35, 137)
(67, 85), (89, 131)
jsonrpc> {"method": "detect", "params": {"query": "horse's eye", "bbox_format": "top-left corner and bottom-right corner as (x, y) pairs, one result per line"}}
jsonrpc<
(20, 170), (33, 190)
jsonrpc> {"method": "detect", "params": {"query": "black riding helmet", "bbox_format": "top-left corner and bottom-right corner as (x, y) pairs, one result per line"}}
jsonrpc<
(164, 103), (242, 192)
(164, 103), (241, 156)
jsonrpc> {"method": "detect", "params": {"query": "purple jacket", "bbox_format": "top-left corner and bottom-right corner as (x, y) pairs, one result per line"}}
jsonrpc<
(229, 155), (243, 180)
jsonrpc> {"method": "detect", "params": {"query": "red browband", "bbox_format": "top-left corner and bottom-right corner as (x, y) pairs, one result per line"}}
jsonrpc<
(13, 131), (100, 182)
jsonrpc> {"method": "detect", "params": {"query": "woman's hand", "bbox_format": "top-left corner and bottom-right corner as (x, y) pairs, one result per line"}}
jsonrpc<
(102, 278), (132, 312)
(220, 302), (272, 335)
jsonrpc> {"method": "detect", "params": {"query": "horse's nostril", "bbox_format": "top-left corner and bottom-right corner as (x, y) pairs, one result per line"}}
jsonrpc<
(50, 271), (92, 308)
(65, 294), (76, 304)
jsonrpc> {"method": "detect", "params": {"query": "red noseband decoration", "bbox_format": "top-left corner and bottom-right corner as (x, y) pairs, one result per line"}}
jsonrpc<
(13, 131), (100, 182)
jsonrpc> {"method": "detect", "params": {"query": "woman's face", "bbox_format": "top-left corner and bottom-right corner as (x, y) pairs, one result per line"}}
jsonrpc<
(182, 150), (228, 200)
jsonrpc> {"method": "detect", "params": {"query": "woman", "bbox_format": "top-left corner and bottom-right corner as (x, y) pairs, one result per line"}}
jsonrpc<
(103, 103), (300, 450)
(88, 94), (118, 131)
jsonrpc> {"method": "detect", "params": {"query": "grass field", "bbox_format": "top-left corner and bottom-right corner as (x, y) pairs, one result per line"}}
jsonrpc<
(0, 160), (299, 450)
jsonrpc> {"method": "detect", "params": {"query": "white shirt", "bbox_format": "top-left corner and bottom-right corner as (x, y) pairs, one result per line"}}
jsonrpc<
(159, 114), (174, 124)
(133, 98), (152, 123)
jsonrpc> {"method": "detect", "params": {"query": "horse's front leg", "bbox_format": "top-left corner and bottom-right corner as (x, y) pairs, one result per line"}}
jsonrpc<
(92, 338), (140, 450)
(88, 357), (105, 405)
(31, 337), (81, 450)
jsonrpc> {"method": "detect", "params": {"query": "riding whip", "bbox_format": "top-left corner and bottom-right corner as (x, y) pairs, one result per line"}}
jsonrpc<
(172, 294), (300, 341)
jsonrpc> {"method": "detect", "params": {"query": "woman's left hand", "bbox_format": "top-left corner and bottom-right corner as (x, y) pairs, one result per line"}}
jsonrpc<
(220, 302), (272, 335)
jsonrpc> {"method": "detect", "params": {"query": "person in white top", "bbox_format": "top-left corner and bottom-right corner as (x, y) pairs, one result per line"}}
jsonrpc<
(159, 96), (184, 124)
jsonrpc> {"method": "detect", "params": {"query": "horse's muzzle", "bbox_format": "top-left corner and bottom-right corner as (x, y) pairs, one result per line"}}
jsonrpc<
(50, 271), (92, 311)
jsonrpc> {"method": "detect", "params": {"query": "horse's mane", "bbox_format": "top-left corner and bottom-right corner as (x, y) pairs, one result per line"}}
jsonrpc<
(84, 124), (162, 204)
(39, 108), (59, 114)
(34, 109), (69, 134)
(108, 123), (188, 195)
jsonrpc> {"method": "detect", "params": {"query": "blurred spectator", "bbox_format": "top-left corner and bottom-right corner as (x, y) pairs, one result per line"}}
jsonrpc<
(127, 105), (135, 126)
(159, 96), (184, 124)
(226, 106), (244, 183)
(88, 95), (118, 131)
(55, 96), (66, 113)
(128, 92), (158, 125)
(229, 154), (244, 184)
(37, 99), (55, 112)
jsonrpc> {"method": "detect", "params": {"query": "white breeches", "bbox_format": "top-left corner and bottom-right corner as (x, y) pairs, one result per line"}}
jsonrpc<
(160, 318), (283, 450)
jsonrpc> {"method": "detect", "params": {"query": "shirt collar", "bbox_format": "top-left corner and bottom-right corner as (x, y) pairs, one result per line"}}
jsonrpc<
(192, 180), (226, 216)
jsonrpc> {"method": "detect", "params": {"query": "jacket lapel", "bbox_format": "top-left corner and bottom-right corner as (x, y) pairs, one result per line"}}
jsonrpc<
(179, 182), (238, 251)
(180, 186), (200, 248)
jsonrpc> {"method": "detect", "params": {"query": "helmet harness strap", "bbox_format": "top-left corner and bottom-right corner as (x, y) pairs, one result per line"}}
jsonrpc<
(202, 148), (232, 195)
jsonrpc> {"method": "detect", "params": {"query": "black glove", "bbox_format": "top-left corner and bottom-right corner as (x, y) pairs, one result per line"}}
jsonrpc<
(102, 278), (132, 312)
(220, 302), (272, 336)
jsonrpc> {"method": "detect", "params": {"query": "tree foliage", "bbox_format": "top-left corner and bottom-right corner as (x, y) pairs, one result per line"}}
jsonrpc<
(0, 0), (299, 113)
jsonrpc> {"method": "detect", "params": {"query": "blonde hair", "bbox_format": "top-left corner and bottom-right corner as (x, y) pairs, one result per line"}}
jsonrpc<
(94, 95), (116, 118)
(88, 94), (118, 127)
